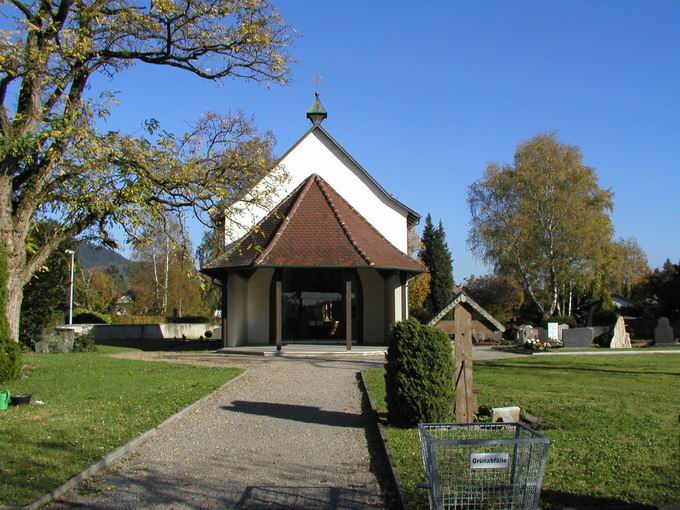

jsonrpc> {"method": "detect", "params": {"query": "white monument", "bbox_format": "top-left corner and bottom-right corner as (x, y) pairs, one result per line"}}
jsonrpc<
(610, 316), (632, 349)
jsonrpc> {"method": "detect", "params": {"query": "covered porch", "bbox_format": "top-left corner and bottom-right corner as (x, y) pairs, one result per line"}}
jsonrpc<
(211, 266), (411, 350)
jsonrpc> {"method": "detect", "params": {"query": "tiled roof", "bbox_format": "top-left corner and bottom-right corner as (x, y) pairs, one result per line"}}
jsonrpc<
(201, 174), (425, 274)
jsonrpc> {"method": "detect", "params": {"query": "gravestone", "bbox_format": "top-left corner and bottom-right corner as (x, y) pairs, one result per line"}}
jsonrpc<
(558, 324), (570, 342)
(654, 317), (674, 345)
(547, 322), (559, 341)
(518, 325), (538, 344)
(562, 327), (594, 348)
(610, 316), (631, 349)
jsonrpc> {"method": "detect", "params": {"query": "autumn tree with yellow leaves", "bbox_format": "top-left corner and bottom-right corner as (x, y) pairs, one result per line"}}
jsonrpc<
(0, 0), (295, 340)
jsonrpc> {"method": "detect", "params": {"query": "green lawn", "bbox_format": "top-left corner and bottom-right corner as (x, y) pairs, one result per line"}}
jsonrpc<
(364, 354), (680, 509)
(0, 345), (241, 506)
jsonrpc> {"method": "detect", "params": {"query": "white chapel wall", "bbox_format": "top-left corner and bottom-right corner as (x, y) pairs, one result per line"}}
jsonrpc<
(225, 128), (410, 253)
(383, 272), (404, 339)
(246, 268), (273, 344)
(357, 268), (385, 345)
(227, 273), (248, 346)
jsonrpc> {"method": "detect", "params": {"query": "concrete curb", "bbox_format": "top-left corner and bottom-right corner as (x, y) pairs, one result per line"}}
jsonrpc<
(218, 348), (388, 358)
(358, 370), (408, 510)
(534, 349), (680, 356)
(10, 369), (249, 510)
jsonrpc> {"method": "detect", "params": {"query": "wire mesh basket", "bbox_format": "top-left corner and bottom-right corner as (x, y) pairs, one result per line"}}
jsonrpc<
(418, 422), (550, 510)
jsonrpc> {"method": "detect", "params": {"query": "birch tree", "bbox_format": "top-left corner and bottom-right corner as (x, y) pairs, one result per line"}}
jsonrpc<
(468, 133), (614, 319)
(0, 0), (293, 339)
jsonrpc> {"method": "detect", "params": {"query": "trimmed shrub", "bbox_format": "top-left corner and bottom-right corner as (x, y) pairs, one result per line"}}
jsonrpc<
(0, 338), (23, 382)
(73, 331), (97, 352)
(73, 308), (112, 324)
(0, 243), (23, 382)
(592, 308), (619, 327)
(385, 318), (455, 427)
(544, 315), (578, 328)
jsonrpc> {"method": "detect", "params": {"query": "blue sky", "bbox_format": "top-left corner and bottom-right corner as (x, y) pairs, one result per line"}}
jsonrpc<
(91, 0), (680, 280)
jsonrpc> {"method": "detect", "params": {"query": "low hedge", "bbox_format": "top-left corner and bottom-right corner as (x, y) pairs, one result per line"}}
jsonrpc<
(112, 315), (166, 324)
(167, 315), (210, 324)
(112, 315), (212, 324)
(543, 315), (579, 328)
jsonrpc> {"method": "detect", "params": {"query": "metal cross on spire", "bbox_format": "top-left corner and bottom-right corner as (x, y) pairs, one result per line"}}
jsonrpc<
(314, 72), (323, 95)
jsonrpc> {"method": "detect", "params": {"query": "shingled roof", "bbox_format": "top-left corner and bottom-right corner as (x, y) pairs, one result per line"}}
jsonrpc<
(201, 174), (425, 275)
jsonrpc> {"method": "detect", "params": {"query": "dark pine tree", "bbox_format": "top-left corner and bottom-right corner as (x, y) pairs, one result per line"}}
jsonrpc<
(419, 215), (454, 318)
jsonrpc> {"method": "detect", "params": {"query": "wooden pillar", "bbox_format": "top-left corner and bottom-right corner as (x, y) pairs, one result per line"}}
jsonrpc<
(454, 303), (475, 422)
(275, 270), (283, 351)
(221, 275), (228, 349)
(346, 275), (352, 351)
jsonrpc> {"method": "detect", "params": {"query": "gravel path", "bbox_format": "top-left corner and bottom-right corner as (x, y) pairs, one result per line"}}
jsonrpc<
(51, 356), (388, 509)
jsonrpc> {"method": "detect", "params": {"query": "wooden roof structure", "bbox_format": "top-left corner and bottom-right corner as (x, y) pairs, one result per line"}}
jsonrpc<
(428, 290), (506, 333)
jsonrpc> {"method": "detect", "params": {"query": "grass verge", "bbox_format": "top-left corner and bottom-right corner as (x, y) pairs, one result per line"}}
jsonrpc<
(364, 354), (680, 509)
(0, 346), (241, 506)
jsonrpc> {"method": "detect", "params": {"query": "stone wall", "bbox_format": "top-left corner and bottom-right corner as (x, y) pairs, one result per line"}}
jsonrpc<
(87, 323), (218, 342)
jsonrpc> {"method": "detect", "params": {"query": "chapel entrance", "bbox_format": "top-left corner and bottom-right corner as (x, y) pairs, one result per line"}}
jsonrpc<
(270, 268), (362, 344)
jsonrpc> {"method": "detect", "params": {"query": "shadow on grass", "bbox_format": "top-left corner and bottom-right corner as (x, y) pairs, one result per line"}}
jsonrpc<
(477, 361), (680, 377)
(541, 490), (657, 510)
(96, 338), (221, 352)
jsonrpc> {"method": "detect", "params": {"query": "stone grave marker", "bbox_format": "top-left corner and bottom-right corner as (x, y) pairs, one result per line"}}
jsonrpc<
(562, 327), (594, 348)
(610, 316), (632, 348)
(654, 317), (674, 345)
(558, 324), (570, 342)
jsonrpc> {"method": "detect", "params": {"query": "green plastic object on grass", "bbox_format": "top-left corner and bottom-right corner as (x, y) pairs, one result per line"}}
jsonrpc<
(0, 389), (9, 411)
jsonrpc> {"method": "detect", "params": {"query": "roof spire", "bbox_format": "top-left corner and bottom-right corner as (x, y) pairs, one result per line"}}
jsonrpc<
(307, 74), (327, 125)
(306, 91), (327, 126)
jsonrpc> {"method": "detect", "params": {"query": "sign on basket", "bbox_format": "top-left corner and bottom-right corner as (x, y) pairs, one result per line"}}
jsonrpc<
(470, 452), (509, 470)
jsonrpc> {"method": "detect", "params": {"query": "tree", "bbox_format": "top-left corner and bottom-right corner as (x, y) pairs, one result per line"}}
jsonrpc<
(463, 274), (524, 324)
(636, 259), (680, 320)
(0, 0), (294, 340)
(406, 227), (430, 320)
(419, 214), (454, 317)
(128, 214), (205, 317)
(19, 221), (74, 347)
(76, 267), (120, 314)
(0, 241), (22, 381)
(468, 133), (614, 319)
(196, 224), (225, 316)
(605, 237), (650, 298)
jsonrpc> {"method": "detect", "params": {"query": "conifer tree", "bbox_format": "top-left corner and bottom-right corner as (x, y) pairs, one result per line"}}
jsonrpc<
(419, 215), (454, 317)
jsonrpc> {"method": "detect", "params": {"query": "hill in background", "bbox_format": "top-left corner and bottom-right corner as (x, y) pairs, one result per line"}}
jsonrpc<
(77, 242), (133, 275)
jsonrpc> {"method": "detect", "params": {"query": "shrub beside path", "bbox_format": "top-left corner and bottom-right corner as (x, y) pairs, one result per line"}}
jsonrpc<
(49, 355), (387, 509)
